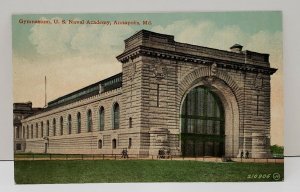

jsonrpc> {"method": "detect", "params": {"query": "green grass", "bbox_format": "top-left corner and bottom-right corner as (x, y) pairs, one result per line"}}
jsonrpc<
(14, 160), (284, 183)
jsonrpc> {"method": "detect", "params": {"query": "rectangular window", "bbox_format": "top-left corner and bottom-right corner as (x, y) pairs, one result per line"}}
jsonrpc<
(100, 116), (104, 130)
(187, 119), (192, 133)
(16, 127), (19, 139)
(77, 119), (81, 134)
(128, 138), (132, 148)
(181, 117), (186, 133)
(47, 122), (50, 136)
(31, 126), (33, 139)
(16, 144), (22, 150)
(157, 84), (159, 107)
(215, 121), (220, 135)
(41, 124), (43, 138)
(36, 126), (38, 138)
(207, 120), (214, 134)
(257, 95), (259, 116)
(129, 117), (132, 128)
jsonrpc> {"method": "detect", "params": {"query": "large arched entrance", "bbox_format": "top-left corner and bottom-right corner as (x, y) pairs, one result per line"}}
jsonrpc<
(180, 86), (225, 157)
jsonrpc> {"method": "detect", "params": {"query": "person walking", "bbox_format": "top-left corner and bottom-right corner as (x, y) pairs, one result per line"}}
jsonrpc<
(245, 150), (249, 159)
(240, 151), (244, 161)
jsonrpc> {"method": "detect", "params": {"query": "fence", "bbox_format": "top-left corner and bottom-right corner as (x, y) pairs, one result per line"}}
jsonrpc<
(14, 153), (284, 163)
(15, 154), (143, 161)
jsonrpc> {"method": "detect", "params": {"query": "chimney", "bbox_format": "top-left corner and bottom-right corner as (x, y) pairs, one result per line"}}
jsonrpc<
(230, 44), (243, 53)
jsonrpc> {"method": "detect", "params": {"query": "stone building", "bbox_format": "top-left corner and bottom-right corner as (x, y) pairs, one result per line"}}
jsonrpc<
(13, 102), (42, 152)
(17, 30), (277, 158)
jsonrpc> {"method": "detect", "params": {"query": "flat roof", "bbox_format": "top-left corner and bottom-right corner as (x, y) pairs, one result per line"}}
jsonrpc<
(47, 72), (122, 109)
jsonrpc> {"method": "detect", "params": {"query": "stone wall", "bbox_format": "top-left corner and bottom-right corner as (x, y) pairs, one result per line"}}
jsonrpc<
(21, 88), (141, 155)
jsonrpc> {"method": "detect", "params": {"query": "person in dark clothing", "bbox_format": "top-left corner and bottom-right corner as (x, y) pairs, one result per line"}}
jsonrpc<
(245, 150), (249, 159)
(121, 148), (128, 159)
(240, 151), (244, 159)
(158, 149), (165, 159)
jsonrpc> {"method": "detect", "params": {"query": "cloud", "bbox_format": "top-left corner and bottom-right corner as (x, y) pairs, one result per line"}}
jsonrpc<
(17, 16), (136, 106)
(13, 55), (122, 108)
(29, 17), (78, 56)
(28, 17), (134, 58)
(152, 21), (284, 146)
(23, 17), (135, 105)
(71, 24), (134, 56)
(153, 20), (217, 46)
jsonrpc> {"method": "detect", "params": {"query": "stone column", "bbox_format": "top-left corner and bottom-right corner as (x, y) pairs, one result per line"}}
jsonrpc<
(251, 133), (272, 158)
(149, 128), (170, 156)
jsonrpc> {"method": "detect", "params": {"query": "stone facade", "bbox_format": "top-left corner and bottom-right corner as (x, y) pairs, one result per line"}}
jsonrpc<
(17, 30), (276, 158)
(13, 102), (42, 152)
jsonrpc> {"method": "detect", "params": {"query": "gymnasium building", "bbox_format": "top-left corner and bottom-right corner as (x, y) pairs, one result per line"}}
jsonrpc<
(14, 30), (277, 158)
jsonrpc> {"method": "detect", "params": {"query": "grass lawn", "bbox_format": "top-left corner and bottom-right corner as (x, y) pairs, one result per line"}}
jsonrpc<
(14, 160), (284, 183)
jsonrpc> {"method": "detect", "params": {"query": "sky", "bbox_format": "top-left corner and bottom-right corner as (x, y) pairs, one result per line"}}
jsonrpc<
(12, 11), (283, 146)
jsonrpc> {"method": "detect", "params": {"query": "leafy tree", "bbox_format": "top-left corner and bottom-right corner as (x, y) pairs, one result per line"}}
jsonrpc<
(270, 145), (284, 157)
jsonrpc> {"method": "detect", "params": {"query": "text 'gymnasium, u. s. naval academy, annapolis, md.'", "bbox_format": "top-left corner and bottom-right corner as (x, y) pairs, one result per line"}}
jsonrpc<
(18, 18), (151, 26)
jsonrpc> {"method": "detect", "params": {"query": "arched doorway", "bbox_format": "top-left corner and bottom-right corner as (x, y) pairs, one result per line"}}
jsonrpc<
(180, 86), (225, 157)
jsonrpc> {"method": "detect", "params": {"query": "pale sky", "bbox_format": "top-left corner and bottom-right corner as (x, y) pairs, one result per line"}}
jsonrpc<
(12, 12), (283, 146)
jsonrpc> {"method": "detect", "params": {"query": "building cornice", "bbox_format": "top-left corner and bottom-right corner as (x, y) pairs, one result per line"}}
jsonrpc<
(22, 88), (122, 123)
(117, 45), (277, 75)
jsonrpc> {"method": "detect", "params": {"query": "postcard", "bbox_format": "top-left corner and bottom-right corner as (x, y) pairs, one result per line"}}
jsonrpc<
(12, 11), (284, 183)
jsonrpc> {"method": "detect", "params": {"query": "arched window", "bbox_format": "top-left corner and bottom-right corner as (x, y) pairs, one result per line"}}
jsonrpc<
(41, 122), (44, 138)
(87, 109), (92, 132)
(180, 86), (225, 157)
(129, 117), (132, 128)
(98, 139), (102, 149)
(53, 118), (56, 136)
(46, 120), (50, 136)
(113, 103), (120, 129)
(31, 124), (33, 139)
(128, 138), (132, 149)
(35, 123), (38, 138)
(68, 115), (72, 134)
(60, 117), (63, 135)
(26, 125), (29, 139)
(112, 139), (117, 149)
(99, 107), (104, 131)
(77, 112), (81, 133)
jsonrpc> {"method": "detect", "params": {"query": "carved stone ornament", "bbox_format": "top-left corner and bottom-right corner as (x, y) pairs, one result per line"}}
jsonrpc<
(203, 76), (215, 85)
(156, 135), (168, 143)
(204, 62), (218, 83)
(128, 62), (136, 81)
(210, 62), (218, 76)
(254, 73), (263, 90)
(153, 58), (168, 80)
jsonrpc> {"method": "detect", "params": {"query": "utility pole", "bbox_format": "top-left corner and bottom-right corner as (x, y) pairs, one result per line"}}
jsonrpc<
(45, 76), (47, 107)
